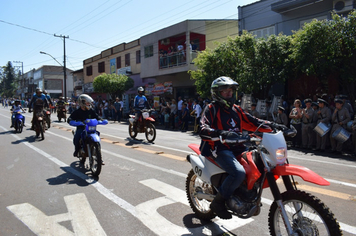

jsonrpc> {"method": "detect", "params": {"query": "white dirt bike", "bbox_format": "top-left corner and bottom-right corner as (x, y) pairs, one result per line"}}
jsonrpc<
(186, 124), (342, 236)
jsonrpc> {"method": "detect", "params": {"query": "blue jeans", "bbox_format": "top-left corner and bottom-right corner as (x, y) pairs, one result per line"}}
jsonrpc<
(73, 127), (85, 152)
(215, 149), (246, 199)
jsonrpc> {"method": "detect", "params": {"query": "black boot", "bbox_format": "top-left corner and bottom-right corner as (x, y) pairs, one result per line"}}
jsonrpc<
(210, 193), (232, 219)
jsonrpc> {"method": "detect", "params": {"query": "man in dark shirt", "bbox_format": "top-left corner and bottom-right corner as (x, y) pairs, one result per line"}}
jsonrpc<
(67, 94), (100, 157)
(200, 76), (273, 219)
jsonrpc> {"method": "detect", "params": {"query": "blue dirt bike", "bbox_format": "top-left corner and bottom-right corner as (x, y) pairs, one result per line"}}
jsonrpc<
(12, 111), (26, 133)
(69, 119), (108, 176)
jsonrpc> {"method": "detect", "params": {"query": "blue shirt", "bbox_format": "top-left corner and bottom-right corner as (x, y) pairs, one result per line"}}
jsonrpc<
(134, 95), (149, 110)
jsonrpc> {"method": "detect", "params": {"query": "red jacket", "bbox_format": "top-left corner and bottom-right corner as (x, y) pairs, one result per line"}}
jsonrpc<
(200, 102), (271, 157)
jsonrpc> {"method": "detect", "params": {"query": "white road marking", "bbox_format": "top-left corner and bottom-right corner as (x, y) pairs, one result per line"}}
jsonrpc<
(138, 179), (254, 235)
(1, 122), (356, 235)
(7, 193), (106, 236)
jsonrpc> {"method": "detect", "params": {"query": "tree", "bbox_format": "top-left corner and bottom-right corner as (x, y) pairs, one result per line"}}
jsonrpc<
(291, 10), (356, 105)
(93, 73), (134, 99)
(0, 62), (17, 98)
(189, 32), (292, 98)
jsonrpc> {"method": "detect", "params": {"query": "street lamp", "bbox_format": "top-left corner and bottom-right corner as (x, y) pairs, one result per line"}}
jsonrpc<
(40, 51), (66, 101)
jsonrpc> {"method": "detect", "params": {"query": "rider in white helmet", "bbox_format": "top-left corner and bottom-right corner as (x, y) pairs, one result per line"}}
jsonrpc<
(133, 87), (150, 127)
(200, 76), (275, 219)
(67, 94), (100, 157)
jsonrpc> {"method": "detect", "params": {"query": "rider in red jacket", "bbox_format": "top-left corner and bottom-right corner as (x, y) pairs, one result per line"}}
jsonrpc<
(200, 76), (272, 219)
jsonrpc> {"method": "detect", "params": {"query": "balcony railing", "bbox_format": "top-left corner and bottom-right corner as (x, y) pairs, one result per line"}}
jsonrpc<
(159, 50), (187, 69)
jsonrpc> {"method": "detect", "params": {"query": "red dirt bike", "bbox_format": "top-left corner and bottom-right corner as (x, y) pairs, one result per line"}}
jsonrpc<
(57, 105), (67, 122)
(128, 109), (156, 143)
(186, 124), (341, 235)
(33, 109), (46, 140)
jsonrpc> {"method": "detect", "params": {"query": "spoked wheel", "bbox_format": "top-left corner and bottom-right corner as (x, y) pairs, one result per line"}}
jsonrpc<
(186, 169), (216, 220)
(89, 142), (102, 176)
(39, 121), (45, 140)
(46, 117), (51, 129)
(268, 190), (342, 236)
(128, 123), (138, 139)
(16, 120), (23, 133)
(145, 122), (156, 143)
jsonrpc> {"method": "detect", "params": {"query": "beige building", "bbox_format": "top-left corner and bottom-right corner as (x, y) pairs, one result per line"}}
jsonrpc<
(140, 19), (238, 99)
(82, 19), (238, 106)
(82, 39), (141, 99)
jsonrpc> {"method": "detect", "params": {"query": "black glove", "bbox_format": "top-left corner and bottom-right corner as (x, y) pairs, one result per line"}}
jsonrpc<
(218, 130), (230, 139)
(271, 122), (287, 130)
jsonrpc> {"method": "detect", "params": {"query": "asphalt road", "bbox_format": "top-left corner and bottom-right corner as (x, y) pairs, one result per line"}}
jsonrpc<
(0, 107), (355, 236)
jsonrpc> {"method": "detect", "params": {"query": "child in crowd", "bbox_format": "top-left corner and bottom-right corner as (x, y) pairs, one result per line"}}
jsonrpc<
(164, 108), (170, 129)
(174, 114), (179, 129)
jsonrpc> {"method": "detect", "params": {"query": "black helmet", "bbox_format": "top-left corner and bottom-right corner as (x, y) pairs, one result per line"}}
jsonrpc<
(138, 86), (144, 95)
(211, 76), (238, 108)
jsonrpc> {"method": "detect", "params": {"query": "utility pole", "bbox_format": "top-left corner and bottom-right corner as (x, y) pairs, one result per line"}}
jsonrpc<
(54, 34), (69, 102)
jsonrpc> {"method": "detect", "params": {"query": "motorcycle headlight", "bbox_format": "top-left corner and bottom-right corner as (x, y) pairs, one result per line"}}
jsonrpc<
(88, 126), (96, 131)
(276, 148), (286, 160)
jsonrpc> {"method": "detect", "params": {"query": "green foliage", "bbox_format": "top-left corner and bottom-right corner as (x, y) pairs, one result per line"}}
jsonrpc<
(190, 32), (292, 98)
(93, 73), (134, 99)
(191, 10), (356, 99)
(0, 61), (17, 98)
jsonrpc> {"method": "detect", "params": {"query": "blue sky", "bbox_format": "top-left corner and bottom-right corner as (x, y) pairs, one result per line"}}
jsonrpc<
(1, 0), (256, 73)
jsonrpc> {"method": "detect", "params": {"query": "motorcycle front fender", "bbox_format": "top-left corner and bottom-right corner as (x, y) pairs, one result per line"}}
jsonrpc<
(88, 133), (101, 143)
(145, 117), (155, 122)
(273, 164), (330, 186)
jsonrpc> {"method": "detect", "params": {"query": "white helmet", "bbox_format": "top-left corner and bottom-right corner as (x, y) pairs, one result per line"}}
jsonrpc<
(78, 94), (94, 110)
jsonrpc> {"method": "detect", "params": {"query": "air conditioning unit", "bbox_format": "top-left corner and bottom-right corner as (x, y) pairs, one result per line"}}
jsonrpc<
(333, 0), (354, 13)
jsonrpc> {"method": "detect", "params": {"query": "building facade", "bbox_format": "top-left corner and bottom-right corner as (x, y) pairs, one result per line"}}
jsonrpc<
(33, 65), (73, 99)
(140, 19), (239, 100)
(81, 19), (238, 110)
(72, 69), (84, 98)
(238, 0), (355, 37)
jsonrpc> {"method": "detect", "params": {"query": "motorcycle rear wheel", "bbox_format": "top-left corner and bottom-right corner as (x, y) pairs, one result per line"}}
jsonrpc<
(268, 190), (341, 236)
(128, 123), (138, 139)
(89, 142), (102, 176)
(145, 122), (156, 143)
(186, 169), (216, 220)
(16, 120), (23, 133)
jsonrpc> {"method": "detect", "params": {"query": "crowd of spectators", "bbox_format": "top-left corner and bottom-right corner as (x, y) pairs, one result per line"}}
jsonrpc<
(159, 41), (198, 69)
(3, 91), (355, 157)
(250, 93), (356, 157)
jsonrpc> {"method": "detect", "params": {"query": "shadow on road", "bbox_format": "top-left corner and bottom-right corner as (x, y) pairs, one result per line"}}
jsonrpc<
(46, 161), (98, 187)
(182, 213), (237, 236)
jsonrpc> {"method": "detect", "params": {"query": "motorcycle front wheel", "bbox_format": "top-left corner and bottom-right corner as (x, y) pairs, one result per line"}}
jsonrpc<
(186, 169), (216, 220)
(268, 190), (342, 236)
(128, 123), (138, 139)
(145, 122), (156, 143)
(16, 120), (23, 133)
(46, 117), (51, 128)
(89, 142), (102, 176)
(39, 121), (45, 140)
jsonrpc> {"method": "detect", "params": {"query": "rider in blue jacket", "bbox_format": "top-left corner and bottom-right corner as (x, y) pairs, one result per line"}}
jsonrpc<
(133, 87), (150, 127)
(28, 88), (48, 130)
(10, 100), (26, 128)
